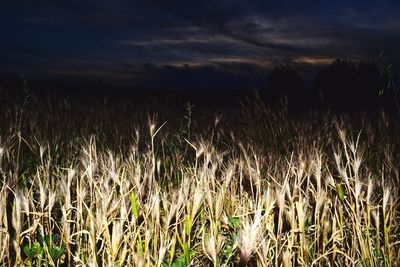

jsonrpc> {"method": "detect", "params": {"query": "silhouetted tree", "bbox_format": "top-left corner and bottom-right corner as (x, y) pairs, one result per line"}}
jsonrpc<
(314, 59), (385, 110)
(268, 64), (304, 95)
(377, 52), (400, 116)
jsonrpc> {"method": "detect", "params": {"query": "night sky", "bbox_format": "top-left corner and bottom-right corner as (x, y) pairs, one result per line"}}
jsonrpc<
(1, 1), (400, 89)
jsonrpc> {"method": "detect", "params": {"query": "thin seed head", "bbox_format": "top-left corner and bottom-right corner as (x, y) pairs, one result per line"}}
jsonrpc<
(383, 187), (391, 211)
(239, 208), (263, 265)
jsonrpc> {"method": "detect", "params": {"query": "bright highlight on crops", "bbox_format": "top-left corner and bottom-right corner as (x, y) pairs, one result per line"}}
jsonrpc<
(0, 95), (399, 266)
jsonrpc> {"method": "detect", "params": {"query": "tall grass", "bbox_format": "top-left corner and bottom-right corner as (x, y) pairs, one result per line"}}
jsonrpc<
(0, 93), (399, 266)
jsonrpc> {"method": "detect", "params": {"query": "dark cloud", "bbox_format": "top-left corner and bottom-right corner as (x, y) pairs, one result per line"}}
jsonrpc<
(1, 1), (399, 88)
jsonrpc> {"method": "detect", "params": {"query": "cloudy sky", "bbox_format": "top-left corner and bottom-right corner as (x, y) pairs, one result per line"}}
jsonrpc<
(1, 0), (399, 89)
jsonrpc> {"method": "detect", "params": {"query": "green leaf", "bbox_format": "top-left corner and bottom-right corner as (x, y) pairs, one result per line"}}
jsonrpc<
(171, 257), (187, 267)
(23, 245), (34, 259)
(23, 242), (41, 259)
(163, 257), (187, 267)
(336, 183), (346, 202)
(49, 246), (65, 262)
(130, 192), (139, 221)
(137, 234), (143, 256)
(21, 173), (28, 189)
(184, 215), (192, 236)
(199, 207), (205, 222)
(229, 217), (240, 229)
(184, 242), (191, 266)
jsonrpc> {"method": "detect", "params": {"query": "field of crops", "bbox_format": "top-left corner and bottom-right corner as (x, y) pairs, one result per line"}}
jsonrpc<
(0, 94), (399, 266)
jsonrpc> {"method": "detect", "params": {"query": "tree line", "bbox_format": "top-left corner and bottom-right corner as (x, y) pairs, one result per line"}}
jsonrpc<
(265, 59), (399, 111)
